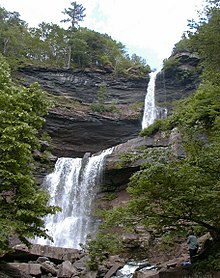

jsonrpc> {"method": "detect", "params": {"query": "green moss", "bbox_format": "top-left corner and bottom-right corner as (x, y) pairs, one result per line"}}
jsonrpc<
(115, 151), (139, 169)
(140, 119), (164, 137)
(46, 93), (83, 110)
(163, 56), (179, 70)
(101, 192), (117, 201)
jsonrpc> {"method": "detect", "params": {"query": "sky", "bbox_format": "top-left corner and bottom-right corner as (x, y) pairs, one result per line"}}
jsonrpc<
(0, 0), (205, 69)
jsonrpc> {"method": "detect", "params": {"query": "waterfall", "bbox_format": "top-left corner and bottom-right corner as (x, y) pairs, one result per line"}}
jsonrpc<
(35, 147), (113, 249)
(142, 71), (167, 129)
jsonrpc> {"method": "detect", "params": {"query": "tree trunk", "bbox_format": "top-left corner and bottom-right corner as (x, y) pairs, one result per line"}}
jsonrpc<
(67, 45), (72, 69)
(3, 38), (9, 55)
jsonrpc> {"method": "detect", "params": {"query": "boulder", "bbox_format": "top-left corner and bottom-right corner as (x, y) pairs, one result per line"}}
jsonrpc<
(0, 262), (32, 278)
(3, 244), (81, 263)
(41, 261), (58, 275)
(57, 260), (79, 277)
(104, 262), (124, 278)
(8, 263), (41, 276)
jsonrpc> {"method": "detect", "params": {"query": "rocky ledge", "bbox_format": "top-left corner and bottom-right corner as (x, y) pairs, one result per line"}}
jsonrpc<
(15, 67), (149, 158)
(155, 51), (201, 113)
(1, 234), (218, 278)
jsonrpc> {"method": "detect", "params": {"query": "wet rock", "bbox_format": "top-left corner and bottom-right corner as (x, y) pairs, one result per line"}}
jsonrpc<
(8, 263), (41, 276)
(36, 256), (50, 263)
(3, 244), (81, 263)
(72, 255), (89, 271)
(41, 261), (58, 275)
(106, 255), (125, 267)
(83, 271), (98, 278)
(0, 262), (33, 278)
(57, 260), (79, 277)
(133, 269), (159, 278)
(104, 262), (123, 278)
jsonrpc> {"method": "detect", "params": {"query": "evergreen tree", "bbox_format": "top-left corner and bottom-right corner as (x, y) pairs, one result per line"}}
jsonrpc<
(61, 1), (86, 68)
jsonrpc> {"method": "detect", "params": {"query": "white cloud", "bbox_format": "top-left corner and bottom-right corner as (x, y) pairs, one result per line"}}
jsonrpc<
(0, 0), (205, 69)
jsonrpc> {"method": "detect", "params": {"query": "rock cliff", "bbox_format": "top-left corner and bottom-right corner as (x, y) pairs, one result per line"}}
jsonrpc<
(15, 67), (149, 157)
(15, 51), (201, 159)
(155, 51), (201, 113)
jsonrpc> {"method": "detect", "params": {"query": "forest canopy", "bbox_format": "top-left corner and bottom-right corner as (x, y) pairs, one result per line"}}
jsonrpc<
(0, 3), (150, 76)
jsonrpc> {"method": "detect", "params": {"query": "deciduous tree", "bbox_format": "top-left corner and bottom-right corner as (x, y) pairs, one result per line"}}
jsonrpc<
(0, 54), (59, 254)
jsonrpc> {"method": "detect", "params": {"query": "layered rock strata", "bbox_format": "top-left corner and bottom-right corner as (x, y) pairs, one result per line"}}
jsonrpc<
(15, 67), (149, 157)
(155, 51), (201, 113)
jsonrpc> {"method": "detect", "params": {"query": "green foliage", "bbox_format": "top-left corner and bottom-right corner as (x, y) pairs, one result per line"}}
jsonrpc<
(97, 83), (107, 104)
(115, 151), (140, 169)
(0, 54), (60, 254)
(84, 232), (123, 270)
(139, 119), (167, 137)
(172, 33), (194, 55)
(97, 4), (220, 259)
(101, 192), (117, 201)
(170, 82), (220, 131)
(61, 1), (86, 30)
(162, 56), (179, 70)
(188, 1), (220, 85)
(159, 232), (177, 251)
(90, 83), (119, 114)
(193, 240), (220, 271)
(0, 6), (151, 75)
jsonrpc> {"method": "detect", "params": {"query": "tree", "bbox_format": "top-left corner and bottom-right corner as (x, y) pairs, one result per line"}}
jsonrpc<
(0, 54), (59, 254)
(0, 7), (31, 68)
(61, 1), (86, 30)
(61, 1), (86, 68)
(188, 0), (220, 85)
(104, 78), (220, 237)
(28, 22), (68, 67)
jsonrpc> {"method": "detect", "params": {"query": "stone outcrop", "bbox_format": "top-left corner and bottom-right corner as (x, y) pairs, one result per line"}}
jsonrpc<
(3, 244), (81, 262)
(14, 52), (201, 158)
(15, 67), (149, 158)
(2, 237), (219, 278)
(101, 128), (181, 193)
(1, 244), (125, 278)
(155, 51), (201, 113)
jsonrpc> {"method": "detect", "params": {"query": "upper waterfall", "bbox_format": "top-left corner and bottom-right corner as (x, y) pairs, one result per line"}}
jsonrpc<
(142, 71), (158, 129)
(142, 71), (167, 129)
(34, 147), (113, 249)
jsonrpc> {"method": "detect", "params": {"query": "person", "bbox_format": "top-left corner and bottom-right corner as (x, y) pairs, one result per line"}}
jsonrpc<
(187, 231), (199, 262)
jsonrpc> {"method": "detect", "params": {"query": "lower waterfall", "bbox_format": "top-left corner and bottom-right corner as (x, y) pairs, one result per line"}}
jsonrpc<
(35, 70), (167, 250)
(35, 147), (113, 249)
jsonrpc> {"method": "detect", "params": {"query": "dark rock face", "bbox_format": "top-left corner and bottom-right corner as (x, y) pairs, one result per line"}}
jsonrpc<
(16, 67), (149, 157)
(16, 67), (148, 104)
(100, 131), (174, 195)
(103, 136), (167, 192)
(100, 127), (184, 196)
(44, 109), (142, 158)
(155, 51), (201, 113)
(15, 53), (201, 158)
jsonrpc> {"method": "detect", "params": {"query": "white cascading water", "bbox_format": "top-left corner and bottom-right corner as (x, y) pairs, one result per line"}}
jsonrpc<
(142, 71), (167, 129)
(35, 147), (113, 249)
(142, 71), (158, 129)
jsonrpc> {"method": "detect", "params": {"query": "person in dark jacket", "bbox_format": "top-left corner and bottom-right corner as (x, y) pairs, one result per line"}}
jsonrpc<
(187, 231), (199, 262)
